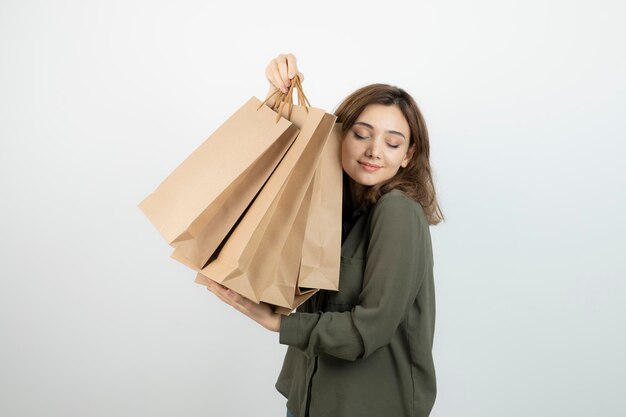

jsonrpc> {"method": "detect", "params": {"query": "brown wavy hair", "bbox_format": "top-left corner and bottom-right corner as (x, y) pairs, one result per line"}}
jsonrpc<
(333, 83), (445, 226)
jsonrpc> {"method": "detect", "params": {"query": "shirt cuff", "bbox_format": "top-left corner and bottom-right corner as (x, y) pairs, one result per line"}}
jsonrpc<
(279, 312), (300, 346)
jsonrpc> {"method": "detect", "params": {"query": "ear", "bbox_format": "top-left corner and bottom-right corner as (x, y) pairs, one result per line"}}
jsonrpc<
(401, 143), (416, 168)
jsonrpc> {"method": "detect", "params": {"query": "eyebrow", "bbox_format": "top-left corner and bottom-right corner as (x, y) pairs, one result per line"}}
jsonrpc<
(352, 122), (406, 140)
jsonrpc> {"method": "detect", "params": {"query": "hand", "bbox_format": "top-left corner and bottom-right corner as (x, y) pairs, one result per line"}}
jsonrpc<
(265, 53), (305, 95)
(206, 279), (282, 333)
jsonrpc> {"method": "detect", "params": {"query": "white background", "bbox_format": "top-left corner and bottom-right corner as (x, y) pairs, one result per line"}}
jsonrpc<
(1, 1), (625, 416)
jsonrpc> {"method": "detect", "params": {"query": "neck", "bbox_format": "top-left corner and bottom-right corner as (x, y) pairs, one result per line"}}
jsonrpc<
(349, 179), (365, 210)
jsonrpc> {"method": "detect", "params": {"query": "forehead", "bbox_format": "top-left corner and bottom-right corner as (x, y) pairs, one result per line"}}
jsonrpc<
(354, 104), (410, 135)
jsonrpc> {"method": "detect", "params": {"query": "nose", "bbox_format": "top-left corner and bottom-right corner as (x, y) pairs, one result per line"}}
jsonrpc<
(365, 137), (383, 160)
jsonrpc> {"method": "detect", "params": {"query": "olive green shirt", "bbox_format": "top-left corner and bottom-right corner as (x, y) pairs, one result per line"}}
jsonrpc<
(276, 189), (437, 417)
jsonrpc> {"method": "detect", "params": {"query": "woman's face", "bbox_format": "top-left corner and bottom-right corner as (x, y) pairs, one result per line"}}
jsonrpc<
(341, 104), (415, 187)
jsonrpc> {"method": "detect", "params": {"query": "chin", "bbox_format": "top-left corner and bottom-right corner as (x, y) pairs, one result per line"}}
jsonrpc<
(352, 174), (381, 187)
(358, 177), (379, 186)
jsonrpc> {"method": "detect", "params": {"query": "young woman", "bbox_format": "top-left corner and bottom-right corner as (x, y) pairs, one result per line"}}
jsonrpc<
(206, 53), (444, 417)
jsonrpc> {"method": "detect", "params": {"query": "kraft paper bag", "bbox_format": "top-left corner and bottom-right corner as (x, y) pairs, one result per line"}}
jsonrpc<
(170, 133), (295, 269)
(265, 123), (344, 314)
(192, 172), (318, 314)
(175, 171), (319, 314)
(296, 122), (343, 292)
(164, 77), (343, 314)
(188, 124), (343, 314)
(192, 102), (337, 309)
(272, 123), (343, 314)
(138, 97), (299, 269)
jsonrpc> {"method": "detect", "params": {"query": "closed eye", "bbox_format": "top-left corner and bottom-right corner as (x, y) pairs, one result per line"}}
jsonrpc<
(354, 132), (400, 148)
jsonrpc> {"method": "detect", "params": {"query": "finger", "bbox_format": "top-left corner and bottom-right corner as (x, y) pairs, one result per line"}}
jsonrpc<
(208, 287), (232, 306)
(208, 280), (228, 292)
(207, 281), (231, 300)
(229, 299), (251, 317)
(214, 284), (232, 299)
(285, 54), (298, 80)
(219, 291), (251, 317)
(269, 64), (288, 94)
(231, 292), (254, 310)
(209, 283), (250, 311)
(265, 59), (282, 91)
(276, 55), (290, 89)
(207, 282), (228, 298)
(224, 288), (252, 308)
(297, 71), (304, 84)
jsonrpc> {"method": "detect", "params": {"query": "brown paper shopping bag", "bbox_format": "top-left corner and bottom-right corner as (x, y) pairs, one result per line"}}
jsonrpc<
(296, 122), (343, 292)
(138, 97), (299, 269)
(268, 122), (344, 315)
(186, 132), (333, 314)
(192, 168), (317, 315)
(190, 80), (338, 310)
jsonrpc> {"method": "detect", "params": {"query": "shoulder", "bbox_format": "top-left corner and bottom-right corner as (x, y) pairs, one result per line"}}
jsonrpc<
(372, 189), (426, 223)
(367, 189), (427, 237)
(366, 190), (430, 255)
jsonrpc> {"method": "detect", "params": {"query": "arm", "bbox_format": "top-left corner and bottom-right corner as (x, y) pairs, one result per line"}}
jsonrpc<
(279, 194), (428, 361)
(206, 280), (282, 332)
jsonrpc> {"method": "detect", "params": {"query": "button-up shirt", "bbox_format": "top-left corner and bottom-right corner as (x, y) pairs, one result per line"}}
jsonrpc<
(275, 189), (437, 417)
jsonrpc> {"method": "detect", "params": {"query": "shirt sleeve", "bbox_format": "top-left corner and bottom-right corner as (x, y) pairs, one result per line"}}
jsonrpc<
(279, 193), (428, 361)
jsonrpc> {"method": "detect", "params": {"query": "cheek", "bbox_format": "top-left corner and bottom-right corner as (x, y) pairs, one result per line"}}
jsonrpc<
(341, 137), (360, 156)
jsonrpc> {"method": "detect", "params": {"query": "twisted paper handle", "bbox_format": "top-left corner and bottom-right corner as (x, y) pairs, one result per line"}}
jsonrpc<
(257, 74), (311, 122)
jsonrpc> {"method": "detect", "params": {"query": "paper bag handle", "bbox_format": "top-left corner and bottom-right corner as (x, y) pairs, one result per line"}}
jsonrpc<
(257, 74), (311, 122)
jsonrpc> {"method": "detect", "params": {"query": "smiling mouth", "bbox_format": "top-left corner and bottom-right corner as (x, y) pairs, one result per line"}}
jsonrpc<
(359, 161), (382, 168)
(358, 161), (382, 172)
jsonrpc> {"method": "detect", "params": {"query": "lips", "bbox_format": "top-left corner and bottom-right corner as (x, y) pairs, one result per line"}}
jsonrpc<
(358, 161), (382, 172)
(359, 161), (381, 168)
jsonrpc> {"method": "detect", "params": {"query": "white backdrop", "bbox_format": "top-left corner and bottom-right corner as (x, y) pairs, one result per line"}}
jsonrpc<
(1, 1), (624, 416)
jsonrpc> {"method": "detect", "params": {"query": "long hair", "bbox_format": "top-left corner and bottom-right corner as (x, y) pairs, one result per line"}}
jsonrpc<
(334, 83), (445, 226)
